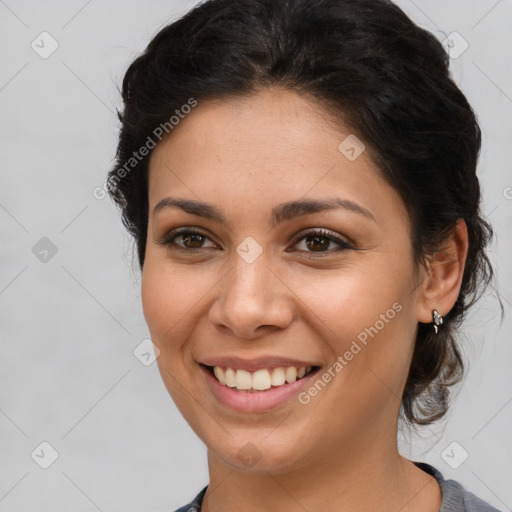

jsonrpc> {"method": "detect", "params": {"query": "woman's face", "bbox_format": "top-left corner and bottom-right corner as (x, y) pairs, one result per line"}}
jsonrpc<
(142, 88), (428, 472)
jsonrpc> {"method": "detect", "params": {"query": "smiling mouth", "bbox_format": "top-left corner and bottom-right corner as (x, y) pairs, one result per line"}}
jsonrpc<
(202, 364), (319, 392)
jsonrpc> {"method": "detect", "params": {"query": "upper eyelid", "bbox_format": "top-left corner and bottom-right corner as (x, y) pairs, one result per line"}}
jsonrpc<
(161, 227), (217, 244)
(291, 228), (352, 245)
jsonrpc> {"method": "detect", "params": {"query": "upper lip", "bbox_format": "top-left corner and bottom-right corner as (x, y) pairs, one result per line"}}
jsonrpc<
(199, 356), (320, 372)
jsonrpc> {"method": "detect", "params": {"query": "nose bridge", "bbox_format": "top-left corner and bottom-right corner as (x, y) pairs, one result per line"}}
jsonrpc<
(228, 233), (271, 295)
(228, 248), (272, 307)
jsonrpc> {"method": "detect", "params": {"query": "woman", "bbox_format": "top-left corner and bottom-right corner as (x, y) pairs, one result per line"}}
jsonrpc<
(108, 0), (501, 510)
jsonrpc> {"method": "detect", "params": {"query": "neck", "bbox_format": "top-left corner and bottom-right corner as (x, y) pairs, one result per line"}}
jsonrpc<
(201, 427), (440, 512)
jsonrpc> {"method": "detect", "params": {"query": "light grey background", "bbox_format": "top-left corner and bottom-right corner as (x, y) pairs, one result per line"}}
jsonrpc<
(1, 1), (511, 510)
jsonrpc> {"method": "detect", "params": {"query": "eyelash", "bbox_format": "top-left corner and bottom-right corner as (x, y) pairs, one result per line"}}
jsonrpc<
(157, 227), (354, 257)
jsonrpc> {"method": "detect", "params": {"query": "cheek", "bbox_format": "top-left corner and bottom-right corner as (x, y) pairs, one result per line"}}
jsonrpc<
(141, 261), (202, 411)
(294, 262), (416, 396)
(141, 259), (218, 351)
(141, 262), (190, 344)
(292, 264), (401, 341)
(141, 265), (167, 335)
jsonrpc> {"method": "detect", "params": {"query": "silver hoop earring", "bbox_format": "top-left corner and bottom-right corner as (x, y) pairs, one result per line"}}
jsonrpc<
(432, 310), (443, 334)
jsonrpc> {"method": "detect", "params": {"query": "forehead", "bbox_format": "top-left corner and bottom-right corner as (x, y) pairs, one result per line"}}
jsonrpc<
(147, 88), (406, 228)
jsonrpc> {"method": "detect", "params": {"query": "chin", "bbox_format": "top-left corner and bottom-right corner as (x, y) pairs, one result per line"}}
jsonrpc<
(207, 434), (310, 475)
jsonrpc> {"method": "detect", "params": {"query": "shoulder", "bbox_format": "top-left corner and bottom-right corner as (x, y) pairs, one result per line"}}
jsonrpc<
(413, 461), (502, 512)
(170, 486), (208, 512)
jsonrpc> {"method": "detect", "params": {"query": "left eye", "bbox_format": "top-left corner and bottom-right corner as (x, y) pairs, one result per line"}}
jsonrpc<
(290, 229), (353, 255)
(158, 228), (352, 255)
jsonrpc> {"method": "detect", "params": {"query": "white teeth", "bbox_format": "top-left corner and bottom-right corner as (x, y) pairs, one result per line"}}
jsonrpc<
(225, 367), (236, 387)
(213, 366), (225, 385)
(235, 369), (252, 390)
(285, 366), (297, 383)
(211, 365), (312, 391)
(271, 367), (286, 386)
(252, 369), (272, 390)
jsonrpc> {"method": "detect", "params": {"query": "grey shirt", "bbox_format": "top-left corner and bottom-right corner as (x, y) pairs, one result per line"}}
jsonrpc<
(173, 461), (501, 511)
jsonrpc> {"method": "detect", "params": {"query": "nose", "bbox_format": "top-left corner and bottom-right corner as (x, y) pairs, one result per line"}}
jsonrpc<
(208, 254), (294, 340)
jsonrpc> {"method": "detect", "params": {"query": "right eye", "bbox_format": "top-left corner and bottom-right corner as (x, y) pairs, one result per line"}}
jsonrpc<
(158, 228), (218, 251)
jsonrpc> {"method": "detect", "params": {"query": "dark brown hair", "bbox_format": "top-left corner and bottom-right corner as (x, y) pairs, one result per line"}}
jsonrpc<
(108, 0), (498, 427)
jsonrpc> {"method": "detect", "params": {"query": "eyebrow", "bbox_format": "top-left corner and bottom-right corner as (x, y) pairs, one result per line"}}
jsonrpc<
(153, 196), (376, 226)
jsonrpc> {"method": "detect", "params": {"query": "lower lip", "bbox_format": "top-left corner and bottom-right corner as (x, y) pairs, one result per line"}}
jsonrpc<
(200, 364), (320, 413)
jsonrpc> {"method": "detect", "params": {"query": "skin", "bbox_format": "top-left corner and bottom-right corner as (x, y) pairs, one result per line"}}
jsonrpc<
(141, 88), (468, 512)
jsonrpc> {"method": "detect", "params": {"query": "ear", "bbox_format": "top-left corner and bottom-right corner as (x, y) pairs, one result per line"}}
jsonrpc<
(416, 219), (469, 324)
